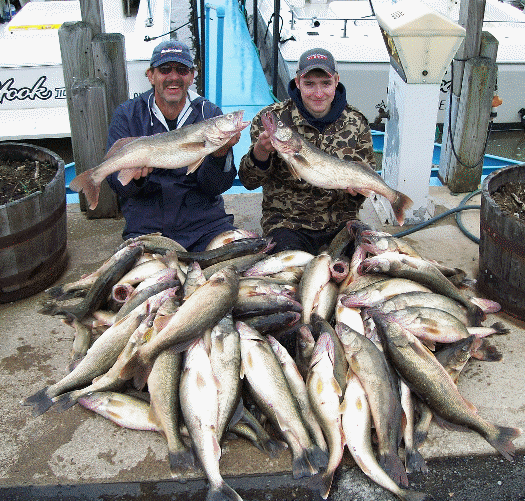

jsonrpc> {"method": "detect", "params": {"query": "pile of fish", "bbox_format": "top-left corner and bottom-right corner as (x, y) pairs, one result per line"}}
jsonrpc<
(23, 222), (522, 501)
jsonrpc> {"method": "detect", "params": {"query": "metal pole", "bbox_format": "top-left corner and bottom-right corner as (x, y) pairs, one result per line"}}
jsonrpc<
(205, 4), (211, 99)
(216, 6), (225, 109)
(272, 0), (280, 98)
(200, 0), (206, 96)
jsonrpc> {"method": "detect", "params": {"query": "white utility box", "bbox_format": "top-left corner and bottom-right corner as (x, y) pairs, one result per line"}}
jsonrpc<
(375, 0), (466, 84)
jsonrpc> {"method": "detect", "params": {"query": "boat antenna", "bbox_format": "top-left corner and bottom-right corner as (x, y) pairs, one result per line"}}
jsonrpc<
(144, 19), (198, 42)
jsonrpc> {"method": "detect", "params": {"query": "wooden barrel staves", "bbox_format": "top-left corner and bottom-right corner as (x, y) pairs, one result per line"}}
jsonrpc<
(478, 163), (525, 320)
(0, 143), (68, 303)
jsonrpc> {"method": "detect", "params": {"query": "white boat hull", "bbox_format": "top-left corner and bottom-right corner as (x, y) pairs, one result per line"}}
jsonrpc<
(0, 0), (171, 140)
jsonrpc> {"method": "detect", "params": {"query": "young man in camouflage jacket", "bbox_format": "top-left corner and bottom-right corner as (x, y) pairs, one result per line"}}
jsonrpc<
(238, 48), (376, 256)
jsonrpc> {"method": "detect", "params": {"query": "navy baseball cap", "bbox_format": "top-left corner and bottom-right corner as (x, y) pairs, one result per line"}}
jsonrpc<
(150, 40), (194, 68)
(296, 48), (337, 77)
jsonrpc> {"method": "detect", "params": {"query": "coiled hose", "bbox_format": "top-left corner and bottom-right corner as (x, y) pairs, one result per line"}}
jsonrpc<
(393, 190), (481, 244)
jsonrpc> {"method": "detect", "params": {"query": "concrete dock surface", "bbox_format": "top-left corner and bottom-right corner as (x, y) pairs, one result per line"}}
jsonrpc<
(1, 187), (524, 501)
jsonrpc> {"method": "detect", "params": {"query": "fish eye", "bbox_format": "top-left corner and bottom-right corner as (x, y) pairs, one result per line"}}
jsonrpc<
(277, 121), (284, 127)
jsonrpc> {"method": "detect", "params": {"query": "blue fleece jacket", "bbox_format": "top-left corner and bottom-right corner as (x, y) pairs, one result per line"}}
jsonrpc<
(106, 89), (237, 251)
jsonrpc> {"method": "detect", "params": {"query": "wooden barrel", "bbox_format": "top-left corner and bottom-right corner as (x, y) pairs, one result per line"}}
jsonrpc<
(0, 143), (68, 303)
(478, 163), (525, 320)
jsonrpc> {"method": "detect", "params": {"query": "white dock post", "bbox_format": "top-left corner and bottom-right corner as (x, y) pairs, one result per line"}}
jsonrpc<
(374, 67), (440, 224)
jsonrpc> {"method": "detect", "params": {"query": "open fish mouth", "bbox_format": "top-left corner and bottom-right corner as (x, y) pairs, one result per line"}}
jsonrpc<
(262, 111), (277, 134)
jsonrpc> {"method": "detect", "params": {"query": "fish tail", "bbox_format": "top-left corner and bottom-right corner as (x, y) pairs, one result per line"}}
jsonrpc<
(470, 339), (503, 362)
(53, 392), (78, 412)
(21, 387), (55, 416)
(307, 470), (334, 500)
(68, 169), (100, 210)
(307, 444), (329, 471)
(169, 449), (197, 479)
(400, 490), (431, 501)
(206, 481), (244, 501)
(488, 322), (510, 335)
(487, 424), (522, 461)
(470, 296), (501, 314)
(45, 284), (66, 299)
(261, 437), (288, 458)
(379, 451), (409, 487)
(413, 427), (430, 448)
(392, 191), (413, 226)
(291, 451), (317, 479)
(404, 448), (428, 474)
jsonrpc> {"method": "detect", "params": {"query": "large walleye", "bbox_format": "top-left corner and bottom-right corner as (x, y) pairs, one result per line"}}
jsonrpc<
(147, 326), (194, 479)
(298, 252), (333, 324)
(69, 110), (250, 209)
(267, 335), (328, 454)
(209, 315), (243, 445)
(261, 111), (413, 225)
(180, 338), (244, 501)
(342, 373), (429, 501)
(237, 321), (328, 479)
(306, 333), (345, 500)
(335, 321), (408, 486)
(370, 309), (522, 461)
(357, 252), (485, 325)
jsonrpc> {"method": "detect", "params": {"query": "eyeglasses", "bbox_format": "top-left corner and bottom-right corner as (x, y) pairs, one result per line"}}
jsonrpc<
(157, 64), (192, 76)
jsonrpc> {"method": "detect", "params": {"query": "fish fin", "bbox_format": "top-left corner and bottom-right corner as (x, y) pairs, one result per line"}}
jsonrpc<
(488, 322), (510, 335)
(379, 452), (409, 487)
(117, 168), (143, 186)
(45, 284), (66, 298)
(470, 296), (501, 313)
(104, 137), (138, 160)
(487, 425), (522, 461)
(153, 314), (175, 332)
(119, 352), (151, 390)
(186, 156), (205, 174)
(470, 339), (503, 362)
(286, 163), (302, 181)
(421, 339), (436, 351)
(69, 169), (101, 209)
(262, 437), (288, 458)
(391, 191), (414, 226)
(307, 470), (334, 500)
(22, 387), (56, 416)
(307, 445), (329, 471)
(206, 481), (244, 501)
(169, 448), (196, 479)
(405, 448), (429, 474)
(53, 392), (77, 412)
(291, 451), (317, 479)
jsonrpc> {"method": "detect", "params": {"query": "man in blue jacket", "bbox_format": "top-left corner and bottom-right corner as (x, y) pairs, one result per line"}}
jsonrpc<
(106, 40), (240, 251)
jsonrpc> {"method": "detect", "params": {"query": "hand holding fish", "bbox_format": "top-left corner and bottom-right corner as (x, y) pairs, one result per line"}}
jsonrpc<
(132, 167), (154, 180)
(211, 131), (242, 158)
(252, 128), (276, 162)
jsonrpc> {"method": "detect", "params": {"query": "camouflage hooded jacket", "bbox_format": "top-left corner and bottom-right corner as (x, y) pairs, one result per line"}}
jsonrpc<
(238, 99), (376, 235)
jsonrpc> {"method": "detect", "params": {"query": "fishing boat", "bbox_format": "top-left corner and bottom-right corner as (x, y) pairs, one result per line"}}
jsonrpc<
(253, 0), (525, 127)
(0, 0), (172, 140)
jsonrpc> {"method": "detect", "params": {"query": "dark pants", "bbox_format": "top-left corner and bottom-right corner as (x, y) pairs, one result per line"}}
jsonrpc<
(266, 226), (355, 259)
